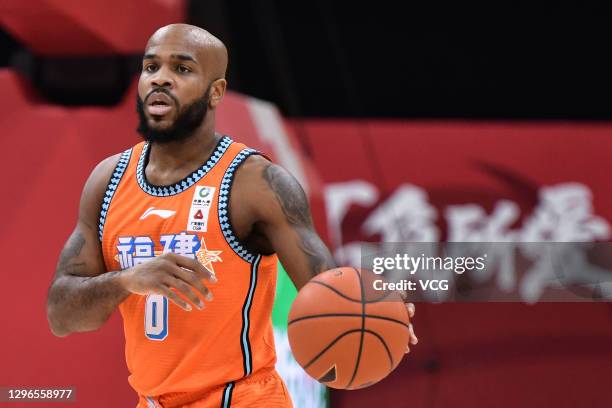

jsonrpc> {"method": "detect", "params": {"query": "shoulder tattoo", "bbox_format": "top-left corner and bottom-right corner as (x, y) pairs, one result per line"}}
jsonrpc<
(263, 163), (334, 275)
(263, 163), (312, 227)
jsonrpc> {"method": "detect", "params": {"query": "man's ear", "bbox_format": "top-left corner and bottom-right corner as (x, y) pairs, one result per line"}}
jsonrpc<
(209, 78), (227, 109)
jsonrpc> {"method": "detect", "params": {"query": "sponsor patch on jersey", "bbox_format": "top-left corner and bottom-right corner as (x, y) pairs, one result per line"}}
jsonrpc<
(187, 186), (216, 232)
(139, 207), (176, 220)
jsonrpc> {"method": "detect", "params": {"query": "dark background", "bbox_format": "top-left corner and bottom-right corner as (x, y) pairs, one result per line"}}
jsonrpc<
(2, 0), (612, 118)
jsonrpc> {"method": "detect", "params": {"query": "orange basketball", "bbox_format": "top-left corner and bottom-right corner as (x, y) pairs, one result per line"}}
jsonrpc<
(287, 267), (410, 390)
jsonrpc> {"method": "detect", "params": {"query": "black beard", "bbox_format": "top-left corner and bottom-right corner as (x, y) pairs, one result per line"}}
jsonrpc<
(136, 88), (210, 144)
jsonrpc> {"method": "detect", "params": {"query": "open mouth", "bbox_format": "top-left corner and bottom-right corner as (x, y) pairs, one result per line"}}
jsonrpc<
(147, 92), (175, 116)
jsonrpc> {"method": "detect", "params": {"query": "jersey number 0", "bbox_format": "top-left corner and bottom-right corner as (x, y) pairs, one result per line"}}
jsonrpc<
(145, 294), (168, 340)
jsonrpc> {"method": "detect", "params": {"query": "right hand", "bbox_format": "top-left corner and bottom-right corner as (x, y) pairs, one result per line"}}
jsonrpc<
(119, 252), (217, 311)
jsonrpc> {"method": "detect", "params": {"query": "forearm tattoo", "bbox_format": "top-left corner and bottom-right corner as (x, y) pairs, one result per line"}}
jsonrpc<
(263, 164), (336, 276)
(56, 231), (87, 276)
(49, 230), (126, 329)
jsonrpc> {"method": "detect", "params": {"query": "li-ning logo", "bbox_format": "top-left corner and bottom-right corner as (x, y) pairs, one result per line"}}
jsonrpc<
(140, 207), (176, 220)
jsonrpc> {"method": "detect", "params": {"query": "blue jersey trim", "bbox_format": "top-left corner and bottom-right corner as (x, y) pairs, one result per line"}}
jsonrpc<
(218, 148), (261, 263)
(136, 135), (232, 197)
(221, 382), (234, 408)
(240, 254), (261, 376)
(98, 148), (132, 241)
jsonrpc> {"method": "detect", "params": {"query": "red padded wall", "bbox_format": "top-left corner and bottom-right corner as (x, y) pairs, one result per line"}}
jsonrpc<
(0, 0), (185, 54)
(294, 119), (612, 408)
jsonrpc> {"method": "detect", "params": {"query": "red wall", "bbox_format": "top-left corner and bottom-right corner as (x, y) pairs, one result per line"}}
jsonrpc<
(0, 0), (185, 54)
(293, 119), (612, 407)
(0, 71), (139, 407)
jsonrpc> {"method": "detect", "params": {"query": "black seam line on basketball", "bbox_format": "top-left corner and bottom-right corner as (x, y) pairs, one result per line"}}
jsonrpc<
(364, 329), (394, 370)
(307, 280), (395, 303)
(347, 267), (366, 389)
(303, 329), (363, 370)
(288, 313), (410, 329)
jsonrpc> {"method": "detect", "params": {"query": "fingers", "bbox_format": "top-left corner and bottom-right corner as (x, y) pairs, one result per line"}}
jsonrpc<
(166, 276), (205, 310)
(148, 254), (216, 311)
(409, 323), (418, 345)
(170, 266), (213, 304)
(167, 253), (217, 283)
(405, 323), (419, 354)
(158, 285), (193, 312)
(405, 303), (418, 354)
(407, 302), (415, 318)
(399, 290), (408, 301)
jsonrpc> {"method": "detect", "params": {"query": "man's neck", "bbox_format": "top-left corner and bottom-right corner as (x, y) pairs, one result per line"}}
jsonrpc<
(145, 119), (220, 186)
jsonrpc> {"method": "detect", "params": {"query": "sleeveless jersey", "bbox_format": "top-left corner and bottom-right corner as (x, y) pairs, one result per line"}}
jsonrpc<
(99, 135), (278, 400)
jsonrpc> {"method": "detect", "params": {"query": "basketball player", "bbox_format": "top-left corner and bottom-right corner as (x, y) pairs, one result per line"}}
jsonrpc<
(46, 24), (417, 407)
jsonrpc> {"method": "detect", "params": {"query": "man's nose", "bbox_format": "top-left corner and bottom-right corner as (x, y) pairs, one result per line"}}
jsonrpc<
(150, 66), (174, 88)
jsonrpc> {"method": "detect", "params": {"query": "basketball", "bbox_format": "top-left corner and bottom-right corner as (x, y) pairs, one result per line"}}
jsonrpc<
(287, 267), (410, 390)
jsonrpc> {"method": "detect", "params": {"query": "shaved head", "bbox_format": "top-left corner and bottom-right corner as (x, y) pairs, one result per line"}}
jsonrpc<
(137, 24), (229, 143)
(145, 24), (228, 79)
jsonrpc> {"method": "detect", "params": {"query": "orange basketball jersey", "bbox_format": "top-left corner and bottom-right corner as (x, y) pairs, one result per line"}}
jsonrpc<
(99, 135), (279, 405)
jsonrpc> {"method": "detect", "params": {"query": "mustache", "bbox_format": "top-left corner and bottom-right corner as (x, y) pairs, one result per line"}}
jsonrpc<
(144, 87), (179, 106)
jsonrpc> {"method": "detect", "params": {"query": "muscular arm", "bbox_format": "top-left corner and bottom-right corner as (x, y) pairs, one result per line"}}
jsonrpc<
(233, 156), (336, 290)
(48, 155), (217, 337)
(233, 155), (418, 349)
(47, 154), (129, 337)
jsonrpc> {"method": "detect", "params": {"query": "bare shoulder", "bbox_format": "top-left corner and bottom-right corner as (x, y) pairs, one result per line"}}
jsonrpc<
(79, 153), (123, 229)
(231, 154), (272, 209)
(233, 155), (306, 199)
(89, 154), (123, 188)
(232, 154), (311, 224)
(233, 153), (271, 179)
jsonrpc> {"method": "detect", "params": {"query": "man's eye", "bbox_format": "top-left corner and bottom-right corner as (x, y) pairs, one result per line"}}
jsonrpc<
(144, 64), (157, 73)
(177, 65), (191, 73)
